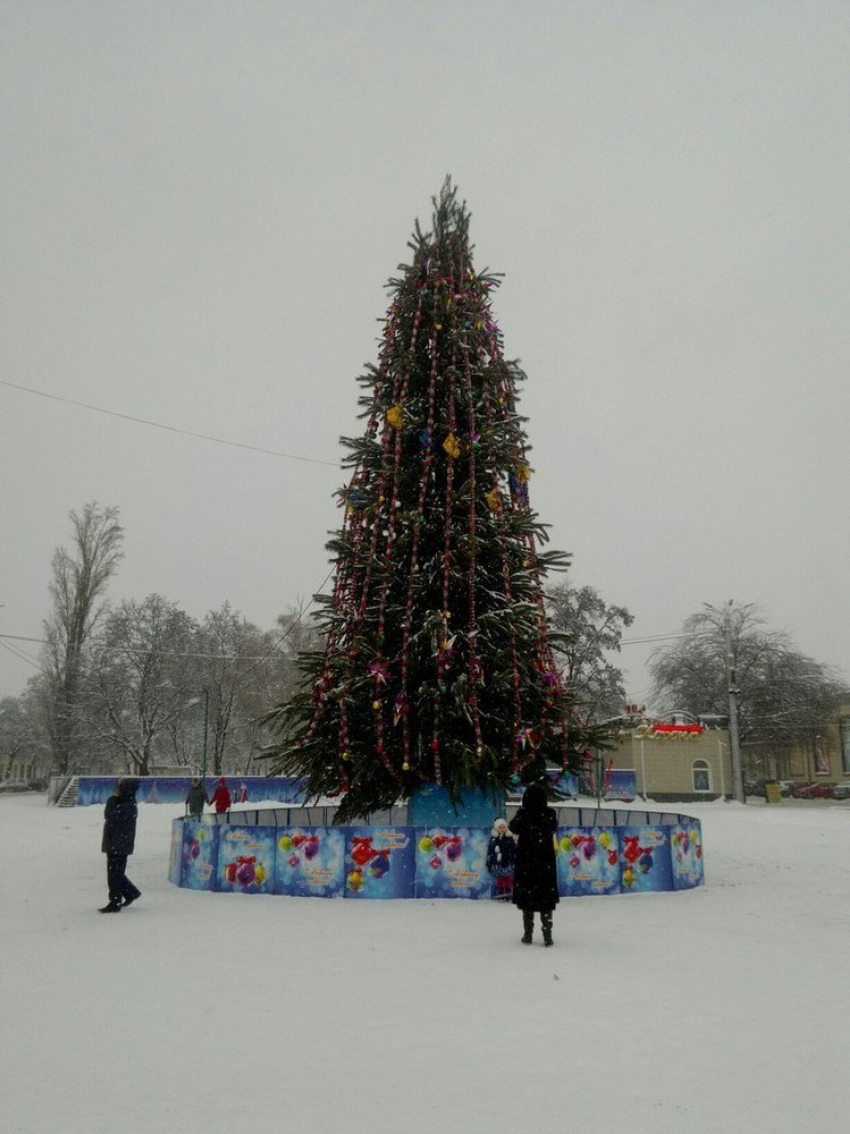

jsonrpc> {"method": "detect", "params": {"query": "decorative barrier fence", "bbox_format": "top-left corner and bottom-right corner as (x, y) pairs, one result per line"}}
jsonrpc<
(73, 776), (306, 807)
(169, 807), (704, 899)
(69, 772), (639, 809)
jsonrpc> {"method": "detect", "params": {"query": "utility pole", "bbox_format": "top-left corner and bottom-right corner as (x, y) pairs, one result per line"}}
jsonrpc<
(201, 688), (210, 782)
(724, 601), (745, 803)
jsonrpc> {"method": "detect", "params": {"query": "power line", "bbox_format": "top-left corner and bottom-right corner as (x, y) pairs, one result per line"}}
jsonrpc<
(1, 632), (306, 664)
(0, 566), (335, 670)
(0, 638), (40, 669)
(0, 379), (341, 468)
(620, 633), (687, 646)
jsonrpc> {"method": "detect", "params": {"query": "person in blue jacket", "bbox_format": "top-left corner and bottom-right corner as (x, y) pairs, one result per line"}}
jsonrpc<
(99, 778), (141, 913)
(486, 818), (516, 900)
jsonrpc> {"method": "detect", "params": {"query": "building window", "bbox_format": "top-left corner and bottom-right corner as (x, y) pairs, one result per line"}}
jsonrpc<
(692, 759), (712, 793)
(814, 735), (830, 776)
(841, 718), (850, 776)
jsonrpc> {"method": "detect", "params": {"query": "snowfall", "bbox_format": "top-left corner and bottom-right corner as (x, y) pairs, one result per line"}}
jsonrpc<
(1, 793), (847, 1134)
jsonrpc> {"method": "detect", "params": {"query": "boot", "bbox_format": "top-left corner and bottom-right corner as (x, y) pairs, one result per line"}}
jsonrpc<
(521, 910), (534, 945)
(541, 911), (554, 947)
(98, 902), (122, 914)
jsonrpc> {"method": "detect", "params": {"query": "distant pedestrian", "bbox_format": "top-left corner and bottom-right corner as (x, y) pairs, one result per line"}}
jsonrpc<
(99, 778), (141, 913)
(486, 818), (516, 901)
(509, 781), (559, 946)
(185, 777), (209, 821)
(210, 777), (232, 814)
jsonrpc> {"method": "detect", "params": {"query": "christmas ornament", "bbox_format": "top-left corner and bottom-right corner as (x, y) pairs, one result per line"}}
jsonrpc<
(442, 432), (461, 459)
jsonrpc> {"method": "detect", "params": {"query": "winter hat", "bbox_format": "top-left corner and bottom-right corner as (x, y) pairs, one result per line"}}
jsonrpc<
(492, 818), (508, 835)
(521, 781), (548, 812)
(218, 777), (226, 785)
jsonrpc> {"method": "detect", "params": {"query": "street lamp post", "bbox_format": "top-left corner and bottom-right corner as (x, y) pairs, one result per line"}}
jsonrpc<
(201, 689), (209, 782)
(594, 748), (604, 809)
(716, 738), (727, 800)
(724, 602), (746, 803)
(185, 691), (210, 782)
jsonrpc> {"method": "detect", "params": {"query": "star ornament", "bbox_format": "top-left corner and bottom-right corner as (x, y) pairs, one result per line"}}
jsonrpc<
(368, 660), (390, 684)
(442, 432), (461, 459)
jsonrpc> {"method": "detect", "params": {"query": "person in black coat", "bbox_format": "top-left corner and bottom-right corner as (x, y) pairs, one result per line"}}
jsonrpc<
(509, 780), (559, 946)
(100, 778), (141, 913)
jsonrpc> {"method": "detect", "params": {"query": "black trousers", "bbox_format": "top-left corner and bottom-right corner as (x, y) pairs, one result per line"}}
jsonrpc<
(106, 853), (140, 906)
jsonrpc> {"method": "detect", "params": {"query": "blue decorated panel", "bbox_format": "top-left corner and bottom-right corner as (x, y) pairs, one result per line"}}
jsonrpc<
(670, 820), (705, 889)
(274, 827), (346, 897)
(618, 825), (673, 893)
(180, 820), (219, 890)
(414, 827), (491, 899)
(75, 775), (306, 806)
(605, 769), (637, 801)
(216, 826), (277, 894)
(344, 827), (415, 898)
(556, 826), (621, 896)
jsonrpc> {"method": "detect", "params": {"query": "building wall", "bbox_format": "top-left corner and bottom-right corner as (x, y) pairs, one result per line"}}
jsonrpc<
(747, 702), (850, 783)
(1, 752), (50, 784)
(611, 728), (733, 801)
(788, 703), (850, 782)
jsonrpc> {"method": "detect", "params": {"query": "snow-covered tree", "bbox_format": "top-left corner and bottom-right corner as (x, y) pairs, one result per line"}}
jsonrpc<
(547, 580), (634, 722)
(83, 594), (197, 776)
(649, 602), (847, 774)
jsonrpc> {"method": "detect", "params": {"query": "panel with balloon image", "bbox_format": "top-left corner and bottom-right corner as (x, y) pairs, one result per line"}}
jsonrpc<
(414, 827), (491, 899)
(556, 826), (621, 896)
(216, 826), (277, 894)
(344, 827), (415, 899)
(180, 820), (219, 890)
(617, 825), (673, 893)
(670, 821), (704, 890)
(274, 827), (346, 897)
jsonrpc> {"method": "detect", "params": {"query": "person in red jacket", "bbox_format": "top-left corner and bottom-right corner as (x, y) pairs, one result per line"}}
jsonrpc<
(210, 777), (231, 814)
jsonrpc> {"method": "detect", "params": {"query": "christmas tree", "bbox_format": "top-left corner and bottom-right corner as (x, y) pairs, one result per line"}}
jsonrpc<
(264, 181), (592, 821)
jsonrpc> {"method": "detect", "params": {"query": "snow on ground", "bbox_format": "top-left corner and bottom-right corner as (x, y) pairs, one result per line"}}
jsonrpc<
(1, 794), (847, 1134)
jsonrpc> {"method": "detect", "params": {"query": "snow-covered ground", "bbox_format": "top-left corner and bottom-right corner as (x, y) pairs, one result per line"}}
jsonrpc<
(1, 794), (847, 1134)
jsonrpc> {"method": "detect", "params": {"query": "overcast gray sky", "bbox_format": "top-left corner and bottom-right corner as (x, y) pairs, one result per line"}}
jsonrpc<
(2, 0), (848, 706)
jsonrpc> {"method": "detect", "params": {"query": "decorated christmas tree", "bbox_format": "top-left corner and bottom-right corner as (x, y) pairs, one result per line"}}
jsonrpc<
(264, 181), (593, 821)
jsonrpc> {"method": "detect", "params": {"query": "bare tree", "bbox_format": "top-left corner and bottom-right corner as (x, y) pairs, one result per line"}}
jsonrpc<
(83, 595), (198, 776)
(649, 602), (847, 777)
(41, 503), (124, 773)
(193, 602), (321, 775)
(547, 580), (634, 722)
(0, 686), (51, 782)
(192, 604), (278, 775)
